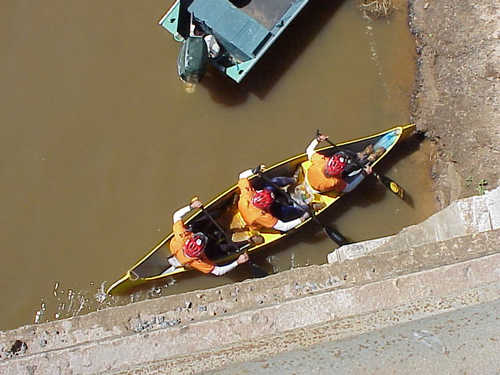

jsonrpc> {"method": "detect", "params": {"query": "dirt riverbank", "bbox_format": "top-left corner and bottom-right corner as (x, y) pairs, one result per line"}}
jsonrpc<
(408, 0), (499, 209)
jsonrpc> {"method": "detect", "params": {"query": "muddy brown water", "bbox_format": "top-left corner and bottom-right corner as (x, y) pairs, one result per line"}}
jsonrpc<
(0, 0), (435, 331)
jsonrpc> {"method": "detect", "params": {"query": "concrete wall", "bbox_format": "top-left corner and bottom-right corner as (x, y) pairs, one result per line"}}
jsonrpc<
(0, 188), (498, 374)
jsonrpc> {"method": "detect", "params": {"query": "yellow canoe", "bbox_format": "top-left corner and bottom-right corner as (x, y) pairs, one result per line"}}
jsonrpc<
(107, 124), (415, 295)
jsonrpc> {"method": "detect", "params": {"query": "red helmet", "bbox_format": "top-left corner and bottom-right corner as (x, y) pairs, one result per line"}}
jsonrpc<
(325, 152), (348, 177)
(183, 233), (207, 258)
(252, 189), (275, 210)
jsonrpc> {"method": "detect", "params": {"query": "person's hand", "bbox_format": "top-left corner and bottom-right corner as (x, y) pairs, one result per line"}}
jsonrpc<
(190, 199), (203, 209)
(252, 164), (265, 174)
(316, 134), (328, 142)
(300, 211), (310, 222)
(236, 253), (249, 264)
(363, 165), (373, 175)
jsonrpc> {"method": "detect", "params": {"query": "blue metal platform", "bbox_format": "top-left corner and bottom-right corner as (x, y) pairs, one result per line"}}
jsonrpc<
(159, 0), (310, 83)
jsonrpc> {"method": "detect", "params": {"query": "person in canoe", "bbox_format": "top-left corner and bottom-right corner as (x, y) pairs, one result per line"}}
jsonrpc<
(162, 199), (249, 276)
(302, 133), (385, 195)
(236, 167), (310, 232)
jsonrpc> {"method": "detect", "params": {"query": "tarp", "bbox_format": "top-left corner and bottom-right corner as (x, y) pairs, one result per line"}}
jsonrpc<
(189, 0), (270, 59)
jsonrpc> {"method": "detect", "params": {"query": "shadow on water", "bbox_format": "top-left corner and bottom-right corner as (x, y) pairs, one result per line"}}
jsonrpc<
(201, 71), (249, 106)
(202, 0), (344, 105)
(374, 131), (426, 175)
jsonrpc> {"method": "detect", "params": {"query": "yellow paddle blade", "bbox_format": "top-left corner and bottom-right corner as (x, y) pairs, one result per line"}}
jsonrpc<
(389, 181), (404, 198)
(374, 172), (405, 200)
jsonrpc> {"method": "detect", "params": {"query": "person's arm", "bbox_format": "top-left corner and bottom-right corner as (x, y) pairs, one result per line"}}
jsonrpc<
(306, 134), (329, 160)
(239, 164), (266, 180)
(210, 253), (248, 276)
(173, 199), (203, 223)
(173, 204), (192, 223)
(342, 163), (364, 179)
(342, 174), (364, 193)
(306, 138), (320, 160)
(343, 165), (373, 193)
(273, 212), (309, 232)
(211, 260), (238, 276)
(239, 169), (253, 180)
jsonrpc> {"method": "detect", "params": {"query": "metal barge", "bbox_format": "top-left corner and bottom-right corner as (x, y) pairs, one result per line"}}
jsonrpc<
(159, 0), (311, 83)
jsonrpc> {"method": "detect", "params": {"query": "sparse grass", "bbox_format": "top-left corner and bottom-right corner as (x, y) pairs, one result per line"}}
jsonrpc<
(477, 179), (488, 195)
(360, 0), (394, 19)
(465, 176), (488, 195)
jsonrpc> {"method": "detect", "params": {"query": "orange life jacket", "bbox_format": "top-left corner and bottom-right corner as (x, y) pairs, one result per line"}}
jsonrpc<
(169, 221), (215, 274)
(237, 178), (278, 230)
(306, 153), (347, 193)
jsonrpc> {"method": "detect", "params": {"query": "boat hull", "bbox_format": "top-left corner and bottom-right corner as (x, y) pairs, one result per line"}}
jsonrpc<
(107, 124), (415, 295)
(159, 0), (311, 83)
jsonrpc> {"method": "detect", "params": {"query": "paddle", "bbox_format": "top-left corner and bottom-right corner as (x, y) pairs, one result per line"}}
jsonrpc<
(372, 172), (405, 199)
(316, 129), (405, 200)
(194, 200), (269, 278)
(253, 169), (348, 247)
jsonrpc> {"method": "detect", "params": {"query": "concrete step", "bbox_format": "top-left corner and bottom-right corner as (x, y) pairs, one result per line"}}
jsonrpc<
(328, 186), (500, 264)
(1, 227), (499, 375)
(204, 294), (500, 375)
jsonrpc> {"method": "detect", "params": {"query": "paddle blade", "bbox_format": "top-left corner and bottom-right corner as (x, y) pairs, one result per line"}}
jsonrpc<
(309, 212), (348, 247)
(248, 261), (268, 278)
(389, 180), (405, 199)
(323, 225), (349, 247)
(374, 172), (405, 199)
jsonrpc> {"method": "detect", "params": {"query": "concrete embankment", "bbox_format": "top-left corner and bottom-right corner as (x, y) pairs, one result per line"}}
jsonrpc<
(0, 188), (498, 374)
(207, 298), (500, 375)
